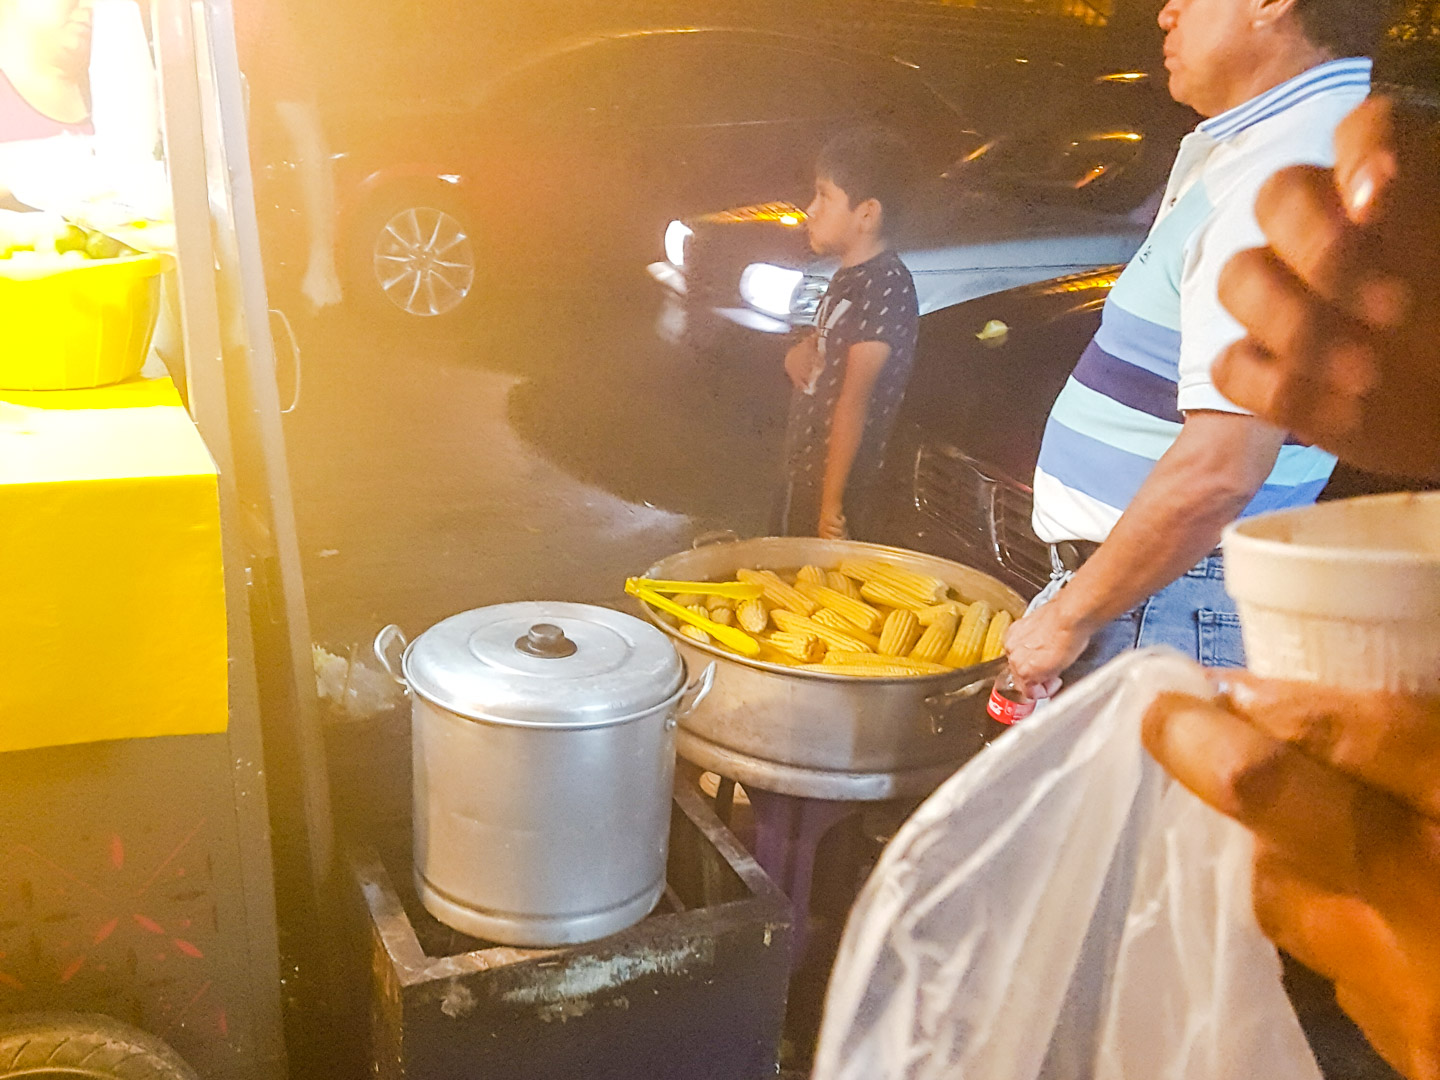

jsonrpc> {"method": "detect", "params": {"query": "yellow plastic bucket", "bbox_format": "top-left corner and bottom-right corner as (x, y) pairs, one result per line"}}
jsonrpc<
(0, 253), (170, 391)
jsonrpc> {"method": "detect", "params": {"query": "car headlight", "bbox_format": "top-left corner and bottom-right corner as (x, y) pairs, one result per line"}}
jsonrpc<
(739, 263), (805, 319)
(664, 220), (693, 268)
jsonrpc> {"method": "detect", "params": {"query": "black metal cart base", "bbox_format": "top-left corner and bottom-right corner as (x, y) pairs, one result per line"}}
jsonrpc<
(346, 784), (791, 1080)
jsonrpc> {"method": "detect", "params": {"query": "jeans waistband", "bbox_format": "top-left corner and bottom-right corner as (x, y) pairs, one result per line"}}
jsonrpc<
(1050, 542), (1225, 578)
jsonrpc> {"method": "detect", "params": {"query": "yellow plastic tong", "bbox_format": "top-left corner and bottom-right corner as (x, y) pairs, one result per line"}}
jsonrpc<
(624, 579), (761, 657)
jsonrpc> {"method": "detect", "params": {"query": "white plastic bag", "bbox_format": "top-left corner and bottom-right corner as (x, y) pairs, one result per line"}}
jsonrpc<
(813, 649), (1321, 1080)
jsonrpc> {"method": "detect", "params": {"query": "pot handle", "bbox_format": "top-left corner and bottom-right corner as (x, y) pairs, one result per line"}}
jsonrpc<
(673, 662), (717, 726)
(924, 673), (991, 735)
(691, 529), (739, 550)
(373, 624), (409, 688)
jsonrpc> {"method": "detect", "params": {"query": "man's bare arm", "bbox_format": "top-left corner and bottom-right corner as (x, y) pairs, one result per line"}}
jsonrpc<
(1006, 410), (1286, 693)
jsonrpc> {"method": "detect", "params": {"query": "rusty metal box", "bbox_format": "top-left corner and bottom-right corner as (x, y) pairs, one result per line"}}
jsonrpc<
(346, 784), (791, 1080)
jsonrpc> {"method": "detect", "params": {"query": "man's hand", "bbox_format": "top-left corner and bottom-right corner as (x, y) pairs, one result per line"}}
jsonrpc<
(1144, 676), (1440, 1080)
(818, 503), (847, 540)
(1003, 603), (1085, 699)
(784, 334), (823, 391)
(1216, 95), (1440, 479)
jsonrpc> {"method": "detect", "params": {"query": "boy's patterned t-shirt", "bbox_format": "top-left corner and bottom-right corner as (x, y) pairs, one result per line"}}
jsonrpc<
(785, 249), (919, 487)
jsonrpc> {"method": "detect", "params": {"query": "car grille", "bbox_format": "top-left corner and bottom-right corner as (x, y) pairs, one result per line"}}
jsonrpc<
(913, 443), (1051, 590)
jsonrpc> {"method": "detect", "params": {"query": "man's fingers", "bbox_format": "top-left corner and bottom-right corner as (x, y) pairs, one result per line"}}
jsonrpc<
(1218, 246), (1344, 364)
(1142, 693), (1438, 896)
(1216, 673), (1440, 820)
(1333, 96), (1402, 227)
(1253, 165), (1358, 303)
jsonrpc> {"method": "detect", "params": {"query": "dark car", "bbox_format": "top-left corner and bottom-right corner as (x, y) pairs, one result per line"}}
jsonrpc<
(872, 268), (1438, 598)
(264, 27), (981, 323)
(652, 62), (1198, 344)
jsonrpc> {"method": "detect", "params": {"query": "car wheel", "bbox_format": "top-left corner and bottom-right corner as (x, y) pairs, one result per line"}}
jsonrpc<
(353, 189), (478, 323)
(0, 1012), (198, 1079)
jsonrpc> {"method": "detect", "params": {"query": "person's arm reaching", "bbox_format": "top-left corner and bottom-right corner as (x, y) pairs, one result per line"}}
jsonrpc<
(273, 99), (342, 312)
(818, 340), (890, 538)
(1005, 410), (1285, 695)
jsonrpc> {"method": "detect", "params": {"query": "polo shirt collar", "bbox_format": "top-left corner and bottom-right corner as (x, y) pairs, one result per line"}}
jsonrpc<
(1198, 56), (1373, 141)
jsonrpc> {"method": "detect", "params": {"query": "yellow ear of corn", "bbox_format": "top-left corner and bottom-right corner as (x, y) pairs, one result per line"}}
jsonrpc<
(795, 582), (883, 633)
(736, 598), (770, 634)
(737, 568), (818, 616)
(813, 608), (881, 650)
(687, 603), (711, 619)
(771, 609), (872, 654)
(917, 601), (967, 626)
(796, 564), (827, 587)
(878, 608), (922, 656)
(708, 606), (737, 627)
(981, 609), (1013, 663)
(823, 650), (950, 675)
(679, 625), (711, 646)
(704, 593), (737, 612)
(800, 662), (932, 678)
(910, 609), (961, 664)
(945, 601), (994, 668)
(839, 559), (948, 605)
(860, 580), (934, 612)
(767, 631), (825, 664)
(673, 594), (706, 609)
(825, 571), (862, 600)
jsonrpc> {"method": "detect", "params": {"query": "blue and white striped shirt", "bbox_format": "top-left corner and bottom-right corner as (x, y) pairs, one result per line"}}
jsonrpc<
(1032, 58), (1372, 544)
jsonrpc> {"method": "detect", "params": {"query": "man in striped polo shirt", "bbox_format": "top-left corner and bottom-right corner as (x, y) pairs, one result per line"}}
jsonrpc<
(1004, 0), (1394, 698)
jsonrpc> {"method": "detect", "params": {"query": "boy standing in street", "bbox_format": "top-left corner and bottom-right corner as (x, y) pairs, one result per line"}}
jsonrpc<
(777, 127), (918, 540)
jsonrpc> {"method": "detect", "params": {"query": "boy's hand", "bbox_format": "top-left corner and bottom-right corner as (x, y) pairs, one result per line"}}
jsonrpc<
(784, 334), (823, 391)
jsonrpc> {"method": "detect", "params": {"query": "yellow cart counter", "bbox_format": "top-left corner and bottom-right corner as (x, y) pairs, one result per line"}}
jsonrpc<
(0, 376), (227, 753)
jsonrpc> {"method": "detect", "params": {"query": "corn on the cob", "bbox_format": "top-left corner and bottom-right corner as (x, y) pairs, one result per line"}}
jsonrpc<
(704, 593), (737, 612)
(679, 625), (711, 646)
(736, 598), (770, 634)
(981, 608), (1012, 663)
(795, 582), (883, 633)
(860, 580), (933, 612)
(672, 593), (707, 608)
(917, 601), (967, 626)
(767, 631), (825, 664)
(687, 603), (711, 620)
(878, 608), (922, 656)
(945, 601), (994, 668)
(796, 564), (826, 587)
(813, 608), (881, 650)
(771, 609), (872, 654)
(823, 650), (950, 675)
(910, 609), (960, 664)
(737, 568), (817, 616)
(708, 606), (737, 627)
(839, 559), (948, 605)
(824, 571), (862, 599)
(800, 662), (931, 678)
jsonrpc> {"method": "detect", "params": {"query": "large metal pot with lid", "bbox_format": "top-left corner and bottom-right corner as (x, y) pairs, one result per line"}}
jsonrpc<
(375, 602), (714, 947)
(640, 537), (1027, 802)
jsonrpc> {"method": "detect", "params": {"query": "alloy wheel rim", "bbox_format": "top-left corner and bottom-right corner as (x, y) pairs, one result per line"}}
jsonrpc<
(373, 205), (476, 317)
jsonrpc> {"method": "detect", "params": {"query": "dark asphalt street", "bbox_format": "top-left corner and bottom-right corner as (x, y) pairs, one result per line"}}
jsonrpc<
(282, 273), (789, 655)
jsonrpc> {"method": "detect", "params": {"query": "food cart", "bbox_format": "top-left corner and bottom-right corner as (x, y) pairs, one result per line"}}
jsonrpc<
(0, 0), (329, 1074)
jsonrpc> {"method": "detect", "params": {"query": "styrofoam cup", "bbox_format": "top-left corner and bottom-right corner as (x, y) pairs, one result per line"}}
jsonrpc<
(1223, 492), (1440, 693)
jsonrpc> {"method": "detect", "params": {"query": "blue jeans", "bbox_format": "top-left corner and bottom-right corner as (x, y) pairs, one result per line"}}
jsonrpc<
(1062, 553), (1245, 684)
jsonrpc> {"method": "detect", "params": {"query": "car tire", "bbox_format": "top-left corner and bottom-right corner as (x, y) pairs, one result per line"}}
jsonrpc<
(0, 1012), (198, 1079)
(349, 185), (480, 326)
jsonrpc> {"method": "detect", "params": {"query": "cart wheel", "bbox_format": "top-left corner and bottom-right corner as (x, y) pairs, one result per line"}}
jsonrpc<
(0, 1013), (197, 1079)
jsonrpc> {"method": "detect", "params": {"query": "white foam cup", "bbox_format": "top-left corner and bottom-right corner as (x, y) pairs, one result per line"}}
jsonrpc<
(1223, 492), (1440, 693)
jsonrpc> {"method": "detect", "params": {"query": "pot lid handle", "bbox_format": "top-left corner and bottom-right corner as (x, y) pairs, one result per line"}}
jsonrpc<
(514, 623), (578, 659)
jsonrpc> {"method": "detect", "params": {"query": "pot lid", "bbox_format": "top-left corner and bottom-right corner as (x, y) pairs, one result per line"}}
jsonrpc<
(401, 601), (685, 727)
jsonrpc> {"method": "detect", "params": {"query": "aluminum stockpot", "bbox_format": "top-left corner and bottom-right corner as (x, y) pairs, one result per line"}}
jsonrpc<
(376, 602), (714, 947)
(641, 538), (1026, 800)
